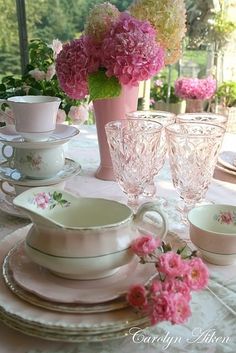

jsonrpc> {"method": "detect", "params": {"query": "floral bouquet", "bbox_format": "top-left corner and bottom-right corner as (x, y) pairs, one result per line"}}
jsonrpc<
(55, 2), (170, 102)
(127, 234), (209, 325)
(174, 77), (217, 101)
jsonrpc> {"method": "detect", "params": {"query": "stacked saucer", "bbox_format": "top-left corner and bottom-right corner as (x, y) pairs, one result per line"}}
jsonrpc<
(216, 150), (236, 177)
(0, 124), (81, 218)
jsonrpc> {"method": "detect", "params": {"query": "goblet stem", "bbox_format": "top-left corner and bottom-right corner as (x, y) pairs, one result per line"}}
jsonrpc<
(127, 194), (140, 211)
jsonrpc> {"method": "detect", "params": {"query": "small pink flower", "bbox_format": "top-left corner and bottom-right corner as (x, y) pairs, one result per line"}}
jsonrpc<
(154, 80), (163, 87)
(68, 105), (89, 125)
(56, 109), (67, 124)
(131, 235), (160, 257)
(127, 284), (148, 308)
(162, 278), (191, 302)
(218, 211), (234, 224)
(184, 257), (209, 290)
(150, 293), (172, 324)
(157, 252), (186, 277)
(169, 293), (191, 324)
(29, 68), (46, 81)
(48, 39), (63, 58)
(45, 64), (56, 81)
(34, 192), (50, 209)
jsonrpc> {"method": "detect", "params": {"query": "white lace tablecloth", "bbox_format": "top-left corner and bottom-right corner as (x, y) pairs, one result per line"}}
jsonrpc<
(0, 125), (235, 353)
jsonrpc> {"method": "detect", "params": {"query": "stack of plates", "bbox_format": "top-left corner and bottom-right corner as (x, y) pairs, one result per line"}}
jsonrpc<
(216, 151), (236, 177)
(0, 227), (154, 342)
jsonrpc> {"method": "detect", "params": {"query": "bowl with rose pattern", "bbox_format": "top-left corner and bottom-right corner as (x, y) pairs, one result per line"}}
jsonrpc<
(13, 186), (168, 280)
(188, 204), (236, 265)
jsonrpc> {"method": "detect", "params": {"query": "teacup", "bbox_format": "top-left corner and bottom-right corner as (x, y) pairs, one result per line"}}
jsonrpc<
(2, 144), (65, 179)
(0, 95), (61, 141)
(188, 204), (236, 265)
(0, 180), (66, 197)
(13, 187), (169, 279)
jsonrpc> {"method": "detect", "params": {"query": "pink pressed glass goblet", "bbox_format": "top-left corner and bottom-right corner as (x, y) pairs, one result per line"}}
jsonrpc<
(165, 122), (225, 220)
(176, 112), (228, 129)
(126, 110), (176, 197)
(105, 118), (163, 208)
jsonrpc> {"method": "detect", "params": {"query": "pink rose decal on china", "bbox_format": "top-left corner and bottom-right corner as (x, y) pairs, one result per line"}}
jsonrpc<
(214, 210), (236, 225)
(32, 191), (71, 210)
(127, 234), (209, 326)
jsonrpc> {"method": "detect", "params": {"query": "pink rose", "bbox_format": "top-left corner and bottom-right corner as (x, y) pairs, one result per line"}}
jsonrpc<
(131, 235), (160, 257)
(150, 293), (172, 324)
(157, 252), (187, 278)
(68, 105), (89, 125)
(162, 278), (191, 302)
(56, 109), (67, 124)
(48, 39), (63, 58)
(34, 192), (50, 209)
(127, 284), (148, 308)
(29, 68), (46, 81)
(46, 64), (56, 81)
(184, 257), (209, 290)
(169, 293), (191, 324)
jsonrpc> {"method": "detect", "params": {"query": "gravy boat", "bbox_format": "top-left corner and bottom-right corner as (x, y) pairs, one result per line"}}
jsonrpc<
(13, 186), (168, 280)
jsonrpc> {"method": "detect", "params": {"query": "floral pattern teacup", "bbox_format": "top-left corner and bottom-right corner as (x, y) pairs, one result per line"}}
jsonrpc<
(1, 144), (65, 179)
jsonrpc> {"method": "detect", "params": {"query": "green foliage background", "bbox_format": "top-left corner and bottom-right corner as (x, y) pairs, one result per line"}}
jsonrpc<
(0, 0), (133, 77)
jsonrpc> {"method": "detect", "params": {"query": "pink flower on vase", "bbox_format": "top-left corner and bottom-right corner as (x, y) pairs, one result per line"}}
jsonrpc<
(101, 13), (165, 86)
(46, 64), (56, 81)
(56, 109), (67, 124)
(28, 68), (46, 81)
(127, 284), (148, 308)
(34, 192), (51, 209)
(48, 39), (63, 58)
(157, 252), (186, 278)
(56, 35), (101, 99)
(68, 105), (89, 125)
(131, 235), (160, 257)
(184, 257), (209, 290)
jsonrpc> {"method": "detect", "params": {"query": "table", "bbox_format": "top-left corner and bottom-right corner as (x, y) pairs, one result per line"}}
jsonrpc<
(0, 125), (235, 353)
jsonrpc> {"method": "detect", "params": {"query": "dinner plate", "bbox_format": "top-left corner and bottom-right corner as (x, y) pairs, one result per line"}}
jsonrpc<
(216, 162), (236, 177)
(218, 151), (236, 172)
(0, 124), (79, 149)
(0, 194), (28, 219)
(6, 241), (155, 305)
(0, 158), (82, 186)
(0, 226), (150, 338)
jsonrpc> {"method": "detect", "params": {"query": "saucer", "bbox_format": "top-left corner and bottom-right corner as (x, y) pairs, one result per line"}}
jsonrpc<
(0, 158), (82, 186)
(218, 151), (236, 172)
(7, 240), (155, 304)
(0, 194), (28, 219)
(0, 124), (79, 149)
(216, 162), (236, 177)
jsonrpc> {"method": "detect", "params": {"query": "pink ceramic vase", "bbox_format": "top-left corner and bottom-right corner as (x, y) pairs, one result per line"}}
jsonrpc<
(93, 85), (139, 181)
(185, 99), (204, 113)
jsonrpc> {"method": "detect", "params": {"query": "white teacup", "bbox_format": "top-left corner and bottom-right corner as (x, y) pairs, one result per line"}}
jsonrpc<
(0, 96), (61, 141)
(0, 181), (66, 197)
(2, 144), (65, 179)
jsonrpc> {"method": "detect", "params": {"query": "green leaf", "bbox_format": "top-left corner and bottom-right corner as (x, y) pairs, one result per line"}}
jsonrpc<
(88, 69), (121, 102)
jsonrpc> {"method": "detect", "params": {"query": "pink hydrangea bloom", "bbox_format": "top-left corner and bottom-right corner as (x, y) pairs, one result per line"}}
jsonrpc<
(34, 192), (50, 209)
(68, 105), (89, 125)
(56, 36), (101, 99)
(174, 77), (216, 100)
(101, 13), (164, 86)
(157, 252), (187, 277)
(29, 68), (46, 81)
(131, 235), (160, 257)
(126, 284), (148, 308)
(56, 109), (66, 124)
(184, 257), (209, 290)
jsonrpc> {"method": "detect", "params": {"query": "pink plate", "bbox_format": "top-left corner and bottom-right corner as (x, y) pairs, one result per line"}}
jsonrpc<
(9, 241), (155, 304)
